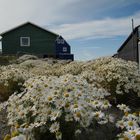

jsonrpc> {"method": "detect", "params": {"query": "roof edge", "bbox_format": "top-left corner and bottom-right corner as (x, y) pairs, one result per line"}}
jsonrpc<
(0, 21), (58, 36)
(117, 25), (140, 52)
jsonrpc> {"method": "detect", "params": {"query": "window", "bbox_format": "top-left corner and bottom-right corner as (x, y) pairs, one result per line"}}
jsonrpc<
(56, 37), (64, 44)
(60, 39), (64, 44)
(63, 47), (67, 52)
(20, 37), (30, 46)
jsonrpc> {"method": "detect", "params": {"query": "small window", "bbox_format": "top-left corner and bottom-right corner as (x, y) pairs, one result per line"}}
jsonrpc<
(56, 37), (64, 44)
(61, 39), (64, 44)
(20, 37), (30, 46)
(63, 47), (67, 52)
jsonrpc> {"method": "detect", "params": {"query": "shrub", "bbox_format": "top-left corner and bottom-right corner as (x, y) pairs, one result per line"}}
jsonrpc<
(0, 66), (32, 101)
(16, 55), (38, 64)
(0, 56), (140, 140)
(82, 57), (140, 103)
(0, 56), (17, 65)
(6, 74), (111, 140)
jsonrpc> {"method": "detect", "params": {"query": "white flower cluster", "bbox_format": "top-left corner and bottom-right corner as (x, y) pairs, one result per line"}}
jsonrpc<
(7, 74), (111, 139)
(117, 104), (131, 113)
(0, 56), (140, 140)
(116, 105), (140, 140)
(5, 56), (139, 98)
(0, 65), (31, 86)
(16, 54), (38, 63)
(83, 57), (140, 96)
(0, 65), (33, 101)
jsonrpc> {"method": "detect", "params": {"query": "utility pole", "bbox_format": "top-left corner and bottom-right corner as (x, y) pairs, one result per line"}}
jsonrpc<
(132, 19), (135, 61)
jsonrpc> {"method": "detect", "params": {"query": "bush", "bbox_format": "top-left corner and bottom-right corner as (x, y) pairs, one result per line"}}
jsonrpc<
(0, 56), (17, 65)
(0, 66), (32, 101)
(82, 57), (140, 103)
(6, 74), (111, 140)
(0, 56), (140, 140)
(16, 54), (38, 64)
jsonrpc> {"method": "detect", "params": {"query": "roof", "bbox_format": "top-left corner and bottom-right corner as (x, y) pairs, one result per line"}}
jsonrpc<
(117, 25), (140, 52)
(0, 21), (58, 36)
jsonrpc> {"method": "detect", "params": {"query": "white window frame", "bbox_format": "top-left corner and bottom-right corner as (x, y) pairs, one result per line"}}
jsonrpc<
(20, 37), (30, 46)
(56, 37), (65, 44)
(63, 47), (67, 52)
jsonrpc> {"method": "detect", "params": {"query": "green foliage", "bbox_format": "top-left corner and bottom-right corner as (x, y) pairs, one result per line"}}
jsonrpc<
(0, 56), (17, 65)
(0, 78), (24, 101)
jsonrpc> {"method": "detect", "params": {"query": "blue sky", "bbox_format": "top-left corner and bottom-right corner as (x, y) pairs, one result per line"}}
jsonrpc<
(0, 0), (140, 60)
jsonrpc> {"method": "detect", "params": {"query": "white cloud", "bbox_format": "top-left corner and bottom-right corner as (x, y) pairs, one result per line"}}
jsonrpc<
(0, 0), (81, 32)
(50, 11), (140, 40)
(0, 0), (139, 34)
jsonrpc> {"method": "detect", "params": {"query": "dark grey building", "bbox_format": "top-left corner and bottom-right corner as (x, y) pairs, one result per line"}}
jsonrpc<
(117, 25), (140, 63)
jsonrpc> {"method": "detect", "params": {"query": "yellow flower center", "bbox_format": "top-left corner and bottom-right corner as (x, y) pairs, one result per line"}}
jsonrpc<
(47, 96), (52, 101)
(76, 112), (81, 118)
(104, 102), (108, 105)
(11, 131), (19, 137)
(15, 123), (20, 128)
(65, 103), (70, 108)
(78, 93), (82, 96)
(44, 84), (48, 87)
(54, 91), (58, 95)
(4, 134), (11, 140)
(47, 110), (52, 115)
(64, 79), (67, 82)
(95, 113), (99, 118)
(56, 131), (61, 136)
(132, 112), (137, 116)
(25, 124), (29, 128)
(128, 121), (134, 126)
(54, 113), (57, 117)
(38, 88), (41, 92)
(130, 131), (136, 135)
(125, 112), (129, 116)
(74, 104), (78, 108)
(20, 112), (24, 116)
(95, 101), (98, 105)
(64, 93), (69, 97)
(123, 137), (129, 140)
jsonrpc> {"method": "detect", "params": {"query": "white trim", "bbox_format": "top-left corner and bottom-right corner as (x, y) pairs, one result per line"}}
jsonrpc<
(20, 37), (30, 46)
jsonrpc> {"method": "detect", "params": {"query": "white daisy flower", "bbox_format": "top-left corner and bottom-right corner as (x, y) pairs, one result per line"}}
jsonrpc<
(49, 122), (60, 133)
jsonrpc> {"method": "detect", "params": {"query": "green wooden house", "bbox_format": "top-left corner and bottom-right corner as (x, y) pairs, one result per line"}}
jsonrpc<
(0, 22), (74, 60)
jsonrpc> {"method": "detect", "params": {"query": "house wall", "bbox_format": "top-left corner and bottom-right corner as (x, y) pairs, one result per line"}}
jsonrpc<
(2, 24), (57, 56)
(118, 30), (138, 62)
(55, 36), (71, 54)
(138, 42), (140, 68)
